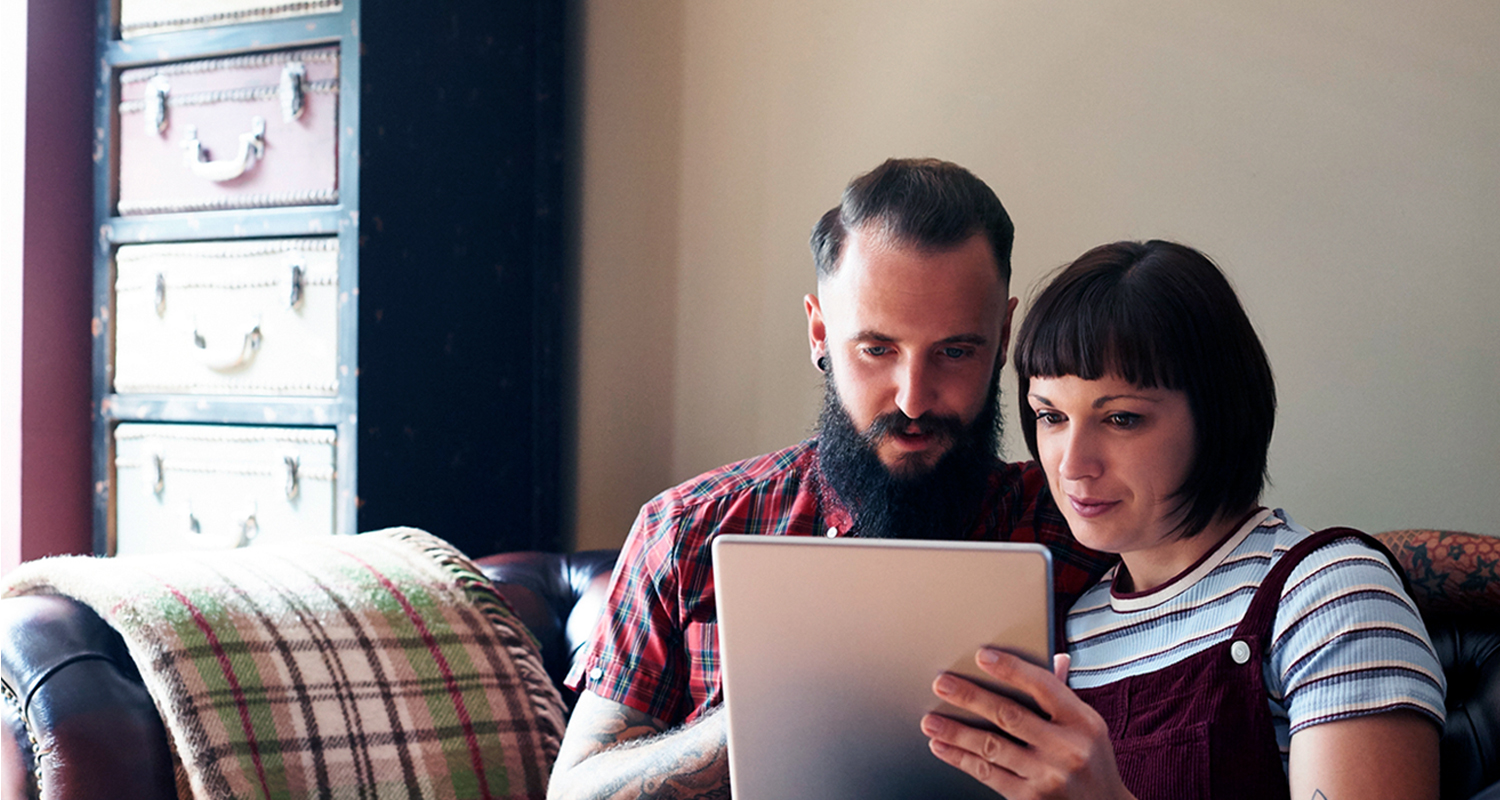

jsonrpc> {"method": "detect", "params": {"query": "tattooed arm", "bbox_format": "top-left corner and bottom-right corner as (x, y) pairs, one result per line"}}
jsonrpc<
(546, 691), (729, 800)
(1287, 711), (1437, 800)
(1375, 529), (1500, 616)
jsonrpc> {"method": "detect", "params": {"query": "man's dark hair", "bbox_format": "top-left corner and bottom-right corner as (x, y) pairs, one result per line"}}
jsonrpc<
(810, 158), (1015, 283)
(1012, 240), (1277, 539)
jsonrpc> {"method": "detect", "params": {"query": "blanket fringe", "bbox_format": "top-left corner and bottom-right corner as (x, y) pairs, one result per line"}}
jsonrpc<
(385, 528), (568, 758)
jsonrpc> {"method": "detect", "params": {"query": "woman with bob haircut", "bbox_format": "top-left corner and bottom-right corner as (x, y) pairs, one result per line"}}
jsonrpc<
(921, 240), (1445, 800)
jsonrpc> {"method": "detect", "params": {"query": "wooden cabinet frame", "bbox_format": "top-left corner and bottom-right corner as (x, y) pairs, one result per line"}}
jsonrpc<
(90, 0), (568, 557)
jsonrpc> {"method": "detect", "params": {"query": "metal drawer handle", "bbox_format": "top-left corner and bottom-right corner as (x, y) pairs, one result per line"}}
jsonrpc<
(192, 320), (262, 371)
(280, 62), (306, 122)
(152, 453), (166, 496)
(187, 509), (259, 548)
(146, 75), (170, 135)
(284, 456), (300, 500)
(288, 259), (305, 309)
(181, 117), (265, 182)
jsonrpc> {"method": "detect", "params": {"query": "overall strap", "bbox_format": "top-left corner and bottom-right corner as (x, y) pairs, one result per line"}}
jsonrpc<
(1232, 526), (1411, 643)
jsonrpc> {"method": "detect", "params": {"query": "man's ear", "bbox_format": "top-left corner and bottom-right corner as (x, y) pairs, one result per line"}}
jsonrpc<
(997, 295), (1020, 368)
(805, 293), (827, 371)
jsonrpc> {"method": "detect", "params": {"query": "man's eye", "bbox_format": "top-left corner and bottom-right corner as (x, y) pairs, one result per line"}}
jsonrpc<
(941, 346), (971, 360)
(1106, 412), (1142, 429)
(862, 345), (890, 357)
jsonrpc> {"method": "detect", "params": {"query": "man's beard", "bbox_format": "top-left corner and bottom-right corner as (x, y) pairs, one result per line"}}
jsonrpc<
(816, 369), (1002, 540)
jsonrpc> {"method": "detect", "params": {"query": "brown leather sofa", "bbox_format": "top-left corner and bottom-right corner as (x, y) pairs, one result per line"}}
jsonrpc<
(4, 543), (1498, 799)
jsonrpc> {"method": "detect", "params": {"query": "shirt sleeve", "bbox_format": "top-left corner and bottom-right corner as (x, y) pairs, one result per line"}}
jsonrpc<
(564, 495), (694, 724)
(1269, 536), (1447, 735)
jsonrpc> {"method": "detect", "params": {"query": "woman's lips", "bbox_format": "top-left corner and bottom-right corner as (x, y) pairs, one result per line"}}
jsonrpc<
(1068, 495), (1119, 518)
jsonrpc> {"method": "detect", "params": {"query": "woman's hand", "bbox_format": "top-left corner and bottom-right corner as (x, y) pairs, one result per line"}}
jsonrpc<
(921, 650), (1136, 800)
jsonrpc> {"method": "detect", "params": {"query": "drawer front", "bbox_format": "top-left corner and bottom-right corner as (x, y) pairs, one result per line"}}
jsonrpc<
(114, 238), (339, 396)
(114, 423), (337, 556)
(120, 0), (343, 39)
(117, 47), (339, 216)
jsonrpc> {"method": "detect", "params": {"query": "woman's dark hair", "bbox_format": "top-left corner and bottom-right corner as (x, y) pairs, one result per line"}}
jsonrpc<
(1012, 240), (1276, 538)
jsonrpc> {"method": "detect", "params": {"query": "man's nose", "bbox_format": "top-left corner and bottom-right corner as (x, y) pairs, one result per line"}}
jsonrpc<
(893, 357), (937, 421)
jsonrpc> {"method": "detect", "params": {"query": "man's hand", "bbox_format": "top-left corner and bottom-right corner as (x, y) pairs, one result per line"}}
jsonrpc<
(547, 691), (729, 800)
(920, 650), (1135, 800)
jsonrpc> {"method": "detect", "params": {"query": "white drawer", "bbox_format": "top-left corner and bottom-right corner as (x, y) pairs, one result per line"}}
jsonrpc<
(114, 423), (337, 556)
(113, 238), (340, 396)
(119, 0), (343, 39)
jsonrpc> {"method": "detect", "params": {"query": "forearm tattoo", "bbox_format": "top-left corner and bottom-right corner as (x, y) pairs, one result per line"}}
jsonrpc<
(585, 701), (670, 747)
(560, 702), (730, 800)
(1376, 529), (1500, 615)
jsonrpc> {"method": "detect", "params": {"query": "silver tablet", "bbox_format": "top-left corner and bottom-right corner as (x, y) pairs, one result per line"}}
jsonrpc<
(712, 534), (1054, 800)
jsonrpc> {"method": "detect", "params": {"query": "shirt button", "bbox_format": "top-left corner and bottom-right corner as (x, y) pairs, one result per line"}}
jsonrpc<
(825, 527), (839, 538)
(589, 666), (604, 681)
(1230, 640), (1251, 664)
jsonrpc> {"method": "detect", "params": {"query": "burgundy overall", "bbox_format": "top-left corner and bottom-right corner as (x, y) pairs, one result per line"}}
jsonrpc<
(1073, 527), (1405, 800)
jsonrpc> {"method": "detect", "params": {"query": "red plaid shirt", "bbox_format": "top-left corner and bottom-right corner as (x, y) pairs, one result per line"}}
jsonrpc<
(565, 439), (1115, 726)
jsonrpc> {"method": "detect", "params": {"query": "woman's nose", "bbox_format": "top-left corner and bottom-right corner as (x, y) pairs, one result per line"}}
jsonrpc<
(1058, 427), (1103, 481)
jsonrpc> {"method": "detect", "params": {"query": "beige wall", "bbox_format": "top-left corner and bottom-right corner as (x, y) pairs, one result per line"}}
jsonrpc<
(572, 0), (1500, 550)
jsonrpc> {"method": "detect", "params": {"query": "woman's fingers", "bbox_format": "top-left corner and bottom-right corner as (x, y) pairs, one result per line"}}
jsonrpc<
(922, 712), (1028, 796)
(973, 649), (1086, 727)
(923, 649), (1132, 800)
(931, 670), (1055, 753)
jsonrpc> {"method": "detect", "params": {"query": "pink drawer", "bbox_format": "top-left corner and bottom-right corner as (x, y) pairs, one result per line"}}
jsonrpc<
(116, 46), (339, 216)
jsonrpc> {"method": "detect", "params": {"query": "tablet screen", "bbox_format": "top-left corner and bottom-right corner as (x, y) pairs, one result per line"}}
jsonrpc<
(713, 535), (1053, 800)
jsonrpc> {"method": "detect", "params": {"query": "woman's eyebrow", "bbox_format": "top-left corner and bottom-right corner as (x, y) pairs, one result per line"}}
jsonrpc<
(1092, 393), (1163, 408)
(1025, 392), (1164, 407)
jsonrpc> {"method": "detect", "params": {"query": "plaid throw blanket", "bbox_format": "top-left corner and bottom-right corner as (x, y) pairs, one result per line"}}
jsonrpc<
(2, 527), (565, 800)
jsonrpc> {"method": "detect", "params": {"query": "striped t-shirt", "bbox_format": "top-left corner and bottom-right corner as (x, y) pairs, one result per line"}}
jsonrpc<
(1066, 508), (1445, 766)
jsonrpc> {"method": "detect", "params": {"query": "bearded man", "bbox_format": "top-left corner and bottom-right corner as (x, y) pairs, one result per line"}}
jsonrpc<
(547, 158), (1117, 800)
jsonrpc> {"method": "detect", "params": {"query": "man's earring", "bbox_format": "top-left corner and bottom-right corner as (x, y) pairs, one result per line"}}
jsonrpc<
(816, 355), (829, 373)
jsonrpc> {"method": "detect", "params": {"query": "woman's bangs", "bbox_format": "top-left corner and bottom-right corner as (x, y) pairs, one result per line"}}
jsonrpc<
(1020, 294), (1178, 390)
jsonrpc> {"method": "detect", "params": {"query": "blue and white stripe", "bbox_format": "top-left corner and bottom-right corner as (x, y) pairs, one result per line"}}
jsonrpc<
(1066, 509), (1445, 764)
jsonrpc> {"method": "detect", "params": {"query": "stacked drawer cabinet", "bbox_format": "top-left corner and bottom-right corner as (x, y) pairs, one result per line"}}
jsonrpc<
(93, 0), (568, 558)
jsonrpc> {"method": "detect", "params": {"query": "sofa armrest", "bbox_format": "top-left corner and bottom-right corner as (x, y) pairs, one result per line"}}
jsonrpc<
(1426, 610), (1500, 800)
(1376, 530), (1500, 617)
(1, 595), (176, 800)
(475, 549), (619, 714)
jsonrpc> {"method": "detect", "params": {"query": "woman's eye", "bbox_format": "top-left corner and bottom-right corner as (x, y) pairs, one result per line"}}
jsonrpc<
(1106, 412), (1142, 429)
(1035, 410), (1065, 425)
